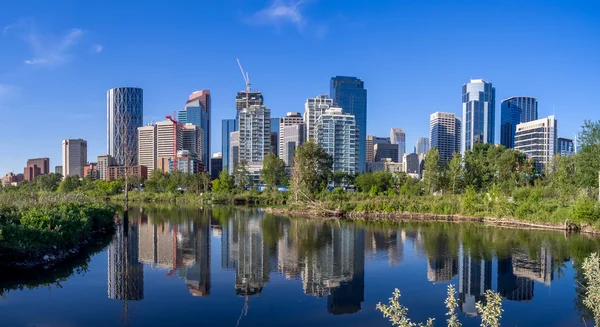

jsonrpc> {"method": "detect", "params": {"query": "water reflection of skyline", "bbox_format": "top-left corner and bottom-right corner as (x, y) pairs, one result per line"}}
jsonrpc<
(106, 208), (560, 317)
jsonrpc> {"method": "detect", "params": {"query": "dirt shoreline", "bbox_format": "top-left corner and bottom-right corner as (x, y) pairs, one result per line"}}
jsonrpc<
(263, 207), (599, 234)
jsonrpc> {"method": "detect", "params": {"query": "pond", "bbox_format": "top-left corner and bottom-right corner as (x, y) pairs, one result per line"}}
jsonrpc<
(1, 205), (599, 327)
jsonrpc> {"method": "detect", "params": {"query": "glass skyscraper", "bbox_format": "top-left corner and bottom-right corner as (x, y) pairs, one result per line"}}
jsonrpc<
(557, 137), (574, 156)
(500, 96), (538, 149)
(107, 87), (143, 166)
(330, 76), (367, 172)
(430, 112), (461, 163)
(222, 119), (237, 174)
(461, 79), (495, 154)
(179, 90), (210, 171)
(316, 108), (359, 174)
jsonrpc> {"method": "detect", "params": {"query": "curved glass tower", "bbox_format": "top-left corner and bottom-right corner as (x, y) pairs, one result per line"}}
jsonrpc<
(107, 87), (143, 165)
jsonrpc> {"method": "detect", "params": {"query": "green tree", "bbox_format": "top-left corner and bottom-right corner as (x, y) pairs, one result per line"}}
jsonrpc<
(260, 153), (287, 190)
(548, 154), (577, 200)
(35, 173), (63, 192)
(576, 120), (600, 188)
(355, 171), (394, 194)
(423, 148), (442, 194)
(212, 169), (234, 193)
(233, 161), (251, 190)
(448, 153), (463, 194)
(57, 176), (81, 193)
(290, 142), (333, 201)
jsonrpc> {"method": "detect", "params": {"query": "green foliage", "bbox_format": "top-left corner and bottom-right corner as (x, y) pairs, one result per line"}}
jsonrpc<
(423, 148), (443, 194)
(572, 195), (600, 224)
(461, 186), (481, 216)
(290, 142), (333, 201)
(260, 153), (287, 190)
(212, 169), (235, 193)
(445, 285), (461, 327)
(476, 290), (503, 327)
(233, 161), (251, 190)
(58, 176), (81, 193)
(355, 171), (394, 194)
(576, 120), (600, 188)
(582, 252), (600, 326)
(448, 153), (463, 194)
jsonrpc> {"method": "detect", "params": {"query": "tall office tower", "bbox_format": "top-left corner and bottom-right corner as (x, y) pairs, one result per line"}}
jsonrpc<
(183, 124), (204, 162)
(557, 137), (574, 156)
(280, 112), (305, 166)
(137, 124), (157, 173)
(179, 90), (210, 169)
(238, 105), (271, 164)
(430, 112), (461, 163)
(210, 153), (223, 179)
(229, 131), (240, 172)
(316, 108), (359, 174)
(514, 115), (557, 172)
(222, 119), (237, 174)
(270, 117), (280, 156)
(62, 138), (87, 177)
(461, 79), (495, 154)
(366, 135), (391, 162)
(330, 77), (367, 172)
(415, 137), (430, 155)
(304, 95), (334, 142)
(156, 119), (183, 161)
(97, 155), (116, 181)
(458, 251), (492, 316)
(500, 96), (538, 148)
(390, 128), (406, 162)
(26, 158), (50, 175)
(107, 87), (143, 166)
(374, 143), (399, 163)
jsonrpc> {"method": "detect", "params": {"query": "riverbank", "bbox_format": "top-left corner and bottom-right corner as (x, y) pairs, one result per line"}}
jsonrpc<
(263, 207), (600, 234)
(0, 202), (117, 269)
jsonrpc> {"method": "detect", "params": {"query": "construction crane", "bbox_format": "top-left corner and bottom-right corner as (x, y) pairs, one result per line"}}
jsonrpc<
(236, 58), (251, 110)
(166, 113), (184, 172)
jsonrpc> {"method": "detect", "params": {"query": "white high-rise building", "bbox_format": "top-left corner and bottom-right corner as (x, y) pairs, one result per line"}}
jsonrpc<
(238, 105), (271, 164)
(515, 115), (557, 172)
(461, 79), (495, 154)
(415, 137), (430, 155)
(137, 124), (157, 172)
(156, 120), (183, 160)
(316, 108), (359, 174)
(279, 112), (305, 166)
(390, 128), (406, 162)
(229, 131), (240, 173)
(304, 95), (334, 142)
(430, 112), (461, 163)
(62, 138), (87, 177)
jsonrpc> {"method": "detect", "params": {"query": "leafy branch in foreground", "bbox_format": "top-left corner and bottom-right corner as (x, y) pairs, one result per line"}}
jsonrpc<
(582, 252), (600, 326)
(475, 290), (503, 327)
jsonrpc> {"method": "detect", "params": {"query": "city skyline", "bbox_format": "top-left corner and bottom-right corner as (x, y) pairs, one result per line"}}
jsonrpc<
(1, 1), (598, 173)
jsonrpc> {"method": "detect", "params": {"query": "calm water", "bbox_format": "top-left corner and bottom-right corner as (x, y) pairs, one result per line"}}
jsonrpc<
(1, 205), (600, 327)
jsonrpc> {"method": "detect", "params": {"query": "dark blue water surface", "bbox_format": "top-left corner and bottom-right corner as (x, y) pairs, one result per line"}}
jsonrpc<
(1, 205), (599, 327)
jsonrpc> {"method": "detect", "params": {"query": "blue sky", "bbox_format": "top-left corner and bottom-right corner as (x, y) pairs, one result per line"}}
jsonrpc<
(1, 0), (599, 174)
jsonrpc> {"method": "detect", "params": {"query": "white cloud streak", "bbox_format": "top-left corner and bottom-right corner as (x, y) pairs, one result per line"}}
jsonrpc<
(251, 0), (307, 30)
(23, 28), (85, 66)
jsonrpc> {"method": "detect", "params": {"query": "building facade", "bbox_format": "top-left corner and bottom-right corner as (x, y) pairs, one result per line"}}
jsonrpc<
(97, 155), (116, 181)
(229, 131), (240, 173)
(221, 119), (238, 174)
(26, 158), (50, 175)
(156, 120), (183, 161)
(168, 150), (202, 174)
(316, 108), (359, 174)
(374, 143), (399, 163)
(461, 79), (495, 154)
(403, 153), (421, 176)
(366, 135), (390, 162)
(238, 105), (271, 164)
(107, 87), (143, 166)
(557, 137), (574, 156)
(137, 124), (157, 173)
(330, 77), (367, 172)
(107, 165), (148, 181)
(415, 137), (430, 155)
(54, 166), (63, 175)
(24, 164), (41, 182)
(211, 153), (223, 179)
(515, 115), (557, 172)
(500, 96), (538, 149)
(280, 112), (305, 166)
(62, 138), (87, 177)
(304, 95), (334, 142)
(179, 90), (210, 169)
(270, 117), (280, 156)
(83, 163), (98, 179)
(390, 128), (406, 162)
(183, 124), (204, 163)
(430, 112), (461, 163)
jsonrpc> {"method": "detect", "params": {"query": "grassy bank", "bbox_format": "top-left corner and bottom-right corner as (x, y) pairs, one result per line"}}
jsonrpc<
(0, 201), (116, 267)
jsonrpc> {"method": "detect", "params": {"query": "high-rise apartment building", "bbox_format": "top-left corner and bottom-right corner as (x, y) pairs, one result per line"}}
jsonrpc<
(279, 112), (305, 166)
(97, 155), (116, 181)
(26, 158), (50, 175)
(461, 79), (495, 154)
(515, 115), (557, 172)
(500, 97), (538, 148)
(156, 120), (183, 160)
(179, 90), (210, 169)
(304, 95), (334, 142)
(62, 138), (87, 177)
(229, 131), (240, 172)
(107, 87), (143, 165)
(390, 128), (406, 162)
(415, 137), (430, 155)
(316, 108), (359, 174)
(238, 105), (271, 165)
(557, 137), (574, 156)
(330, 77), (367, 172)
(183, 124), (204, 162)
(222, 119), (237, 174)
(366, 135), (390, 162)
(235, 91), (264, 111)
(137, 124), (157, 173)
(430, 112), (461, 163)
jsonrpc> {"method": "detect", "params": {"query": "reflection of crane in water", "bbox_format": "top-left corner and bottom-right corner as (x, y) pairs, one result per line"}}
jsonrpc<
(235, 295), (250, 327)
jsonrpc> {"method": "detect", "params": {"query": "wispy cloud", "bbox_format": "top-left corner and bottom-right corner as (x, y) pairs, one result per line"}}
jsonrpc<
(249, 0), (307, 31)
(94, 44), (103, 53)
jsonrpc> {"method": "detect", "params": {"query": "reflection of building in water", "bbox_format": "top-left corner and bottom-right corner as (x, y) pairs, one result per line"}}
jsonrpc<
(387, 232), (404, 267)
(364, 229), (403, 266)
(458, 250), (492, 316)
(178, 219), (211, 297)
(512, 248), (553, 285)
(108, 223), (144, 301)
(235, 215), (271, 296)
(497, 257), (534, 302)
(402, 229), (424, 255)
(278, 222), (301, 279)
(221, 216), (239, 270)
(138, 221), (181, 269)
(427, 255), (458, 283)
